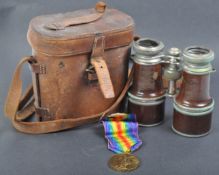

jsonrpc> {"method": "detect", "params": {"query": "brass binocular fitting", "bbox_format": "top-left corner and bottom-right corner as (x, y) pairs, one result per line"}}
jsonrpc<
(128, 38), (215, 137)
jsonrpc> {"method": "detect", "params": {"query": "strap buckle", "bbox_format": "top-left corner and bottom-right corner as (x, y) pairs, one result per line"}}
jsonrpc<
(86, 65), (98, 82)
(30, 63), (47, 74)
(35, 107), (51, 120)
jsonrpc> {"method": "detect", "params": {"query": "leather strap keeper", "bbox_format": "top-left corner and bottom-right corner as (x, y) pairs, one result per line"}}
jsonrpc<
(90, 34), (115, 98)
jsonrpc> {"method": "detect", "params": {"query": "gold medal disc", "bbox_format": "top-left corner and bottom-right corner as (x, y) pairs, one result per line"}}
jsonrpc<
(108, 153), (140, 172)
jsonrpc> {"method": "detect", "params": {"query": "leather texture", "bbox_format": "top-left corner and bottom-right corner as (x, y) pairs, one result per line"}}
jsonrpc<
(90, 35), (115, 98)
(4, 2), (134, 134)
(4, 56), (134, 134)
(45, 2), (106, 30)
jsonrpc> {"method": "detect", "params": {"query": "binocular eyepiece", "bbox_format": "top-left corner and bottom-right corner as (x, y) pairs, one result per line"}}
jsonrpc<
(128, 38), (215, 137)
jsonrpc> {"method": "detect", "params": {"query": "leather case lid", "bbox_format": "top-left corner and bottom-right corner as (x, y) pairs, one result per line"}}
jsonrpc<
(27, 8), (134, 56)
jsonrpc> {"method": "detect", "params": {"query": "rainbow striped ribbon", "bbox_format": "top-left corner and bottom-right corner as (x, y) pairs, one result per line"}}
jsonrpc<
(102, 113), (142, 154)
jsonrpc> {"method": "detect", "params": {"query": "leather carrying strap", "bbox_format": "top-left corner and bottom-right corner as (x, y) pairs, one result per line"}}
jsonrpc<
(45, 1), (106, 30)
(4, 56), (133, 134)
(91, 35), (115, 98)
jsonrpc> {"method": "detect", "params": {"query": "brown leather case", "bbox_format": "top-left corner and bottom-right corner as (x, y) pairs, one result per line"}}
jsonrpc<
(4, 2), (134, 134)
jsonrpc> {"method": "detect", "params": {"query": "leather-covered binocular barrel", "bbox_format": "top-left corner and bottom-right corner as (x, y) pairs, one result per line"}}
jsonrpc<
(128, 38), (166, 126)
(172, 46), (215, 137)
(128, 38), (215, 137)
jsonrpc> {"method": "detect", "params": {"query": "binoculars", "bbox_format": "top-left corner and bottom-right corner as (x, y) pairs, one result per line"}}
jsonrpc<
(128, 38), (215, 137)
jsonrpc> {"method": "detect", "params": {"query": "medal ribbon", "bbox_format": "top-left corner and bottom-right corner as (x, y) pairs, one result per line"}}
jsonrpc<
(102, 113), (142, 154)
